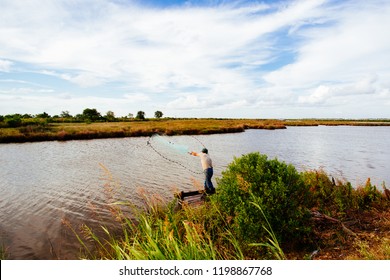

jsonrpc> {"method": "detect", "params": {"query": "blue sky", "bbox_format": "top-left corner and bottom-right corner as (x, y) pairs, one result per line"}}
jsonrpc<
(1, 0), (390, 118)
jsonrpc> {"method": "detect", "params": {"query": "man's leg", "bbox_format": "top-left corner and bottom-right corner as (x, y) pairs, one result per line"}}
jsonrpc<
(204, 168), (215, 194)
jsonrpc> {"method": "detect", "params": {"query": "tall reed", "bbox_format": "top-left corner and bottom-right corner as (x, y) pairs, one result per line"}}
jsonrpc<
(249, 198), (286, 260)
(71, 195), (245, 260)
(67, 164), (244, 260)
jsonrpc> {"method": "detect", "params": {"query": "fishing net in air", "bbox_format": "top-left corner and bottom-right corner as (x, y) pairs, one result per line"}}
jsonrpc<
(147, 134), (205, 174)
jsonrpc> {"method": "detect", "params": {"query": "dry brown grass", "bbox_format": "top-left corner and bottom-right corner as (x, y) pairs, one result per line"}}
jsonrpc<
(0, 119), (287, 143)
(1, 118), (389, 143)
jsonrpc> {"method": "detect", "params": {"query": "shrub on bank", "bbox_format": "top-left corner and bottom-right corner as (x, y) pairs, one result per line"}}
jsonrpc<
(354, 178), (387, 210)
(301, 170), (355, 216)
(213, 152), (312, 253)
(302, 170), (388, 215)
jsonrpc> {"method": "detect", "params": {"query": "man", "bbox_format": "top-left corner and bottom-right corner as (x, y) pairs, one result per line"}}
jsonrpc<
(190, 148), (215, 195)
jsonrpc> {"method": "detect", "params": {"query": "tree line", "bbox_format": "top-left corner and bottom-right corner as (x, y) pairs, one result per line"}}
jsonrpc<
(0, 109), (164, 128)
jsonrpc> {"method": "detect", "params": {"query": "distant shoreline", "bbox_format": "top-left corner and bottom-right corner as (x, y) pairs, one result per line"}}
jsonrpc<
(1, 118), (390, 144)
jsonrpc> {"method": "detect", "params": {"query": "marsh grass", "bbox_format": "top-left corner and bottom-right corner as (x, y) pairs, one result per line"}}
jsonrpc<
(72, 185), (289, 260)
(0, 119), (287, 143)
(302, 170), (389, 216)
(2, 118), (390, 143)
(349, 238), (390, 260)
(68, 195), (247, 260)
(111, 204), (231, 260)
(63, 164), (245, 260)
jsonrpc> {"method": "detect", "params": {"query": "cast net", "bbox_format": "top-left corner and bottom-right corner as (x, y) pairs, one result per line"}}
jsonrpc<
(147, 134), (205, 174)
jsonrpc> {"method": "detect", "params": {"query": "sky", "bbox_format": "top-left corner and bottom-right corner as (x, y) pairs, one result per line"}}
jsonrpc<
(0, 0), (390, 119)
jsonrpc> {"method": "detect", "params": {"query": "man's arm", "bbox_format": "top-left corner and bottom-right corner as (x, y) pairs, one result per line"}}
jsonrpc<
(189, 151), (199, 156)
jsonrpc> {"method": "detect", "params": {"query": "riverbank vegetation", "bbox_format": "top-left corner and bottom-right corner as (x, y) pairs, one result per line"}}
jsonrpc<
(65, 152), (389, 260)
(0, 118), (286, 143)
(1, 109), (390, 143)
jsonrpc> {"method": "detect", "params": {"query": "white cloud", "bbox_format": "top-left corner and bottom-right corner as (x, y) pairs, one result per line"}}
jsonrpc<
(0, 0), (326, 86)
(0, 92), (149, 117)
(264, 1), (390, 88)
(0, 87), (54, 95)
(298, 74), (383, 106)
(0, 0), (389, 117)
(167, 95), (203, 110)
(64, 72), (104, 88)
(298, 85), (331, 105)
(0, 59), (13, 72)
(123, 93), (151, 102)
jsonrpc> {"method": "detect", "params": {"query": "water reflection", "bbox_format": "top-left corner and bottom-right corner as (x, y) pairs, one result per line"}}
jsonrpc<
(0, 126), (389, 259)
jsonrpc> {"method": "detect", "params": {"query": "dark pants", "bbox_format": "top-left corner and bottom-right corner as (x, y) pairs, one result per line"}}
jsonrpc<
(204, 167), (215, 194)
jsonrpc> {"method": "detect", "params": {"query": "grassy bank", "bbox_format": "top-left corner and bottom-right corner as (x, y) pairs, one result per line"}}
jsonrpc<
(65, 153), (389, 260)
(0, 119), (286, 143)
(1, 118), (390, 143)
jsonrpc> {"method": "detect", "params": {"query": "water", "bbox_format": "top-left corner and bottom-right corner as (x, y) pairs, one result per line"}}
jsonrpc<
(0, 126), (389, 259)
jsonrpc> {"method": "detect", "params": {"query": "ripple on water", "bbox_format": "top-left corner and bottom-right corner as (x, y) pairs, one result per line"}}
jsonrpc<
(1, 127), (389, 259)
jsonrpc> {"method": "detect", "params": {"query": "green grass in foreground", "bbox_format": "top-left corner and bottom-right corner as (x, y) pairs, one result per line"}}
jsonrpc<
(67, 196), (286, 260)
(65, 193), (247, 260)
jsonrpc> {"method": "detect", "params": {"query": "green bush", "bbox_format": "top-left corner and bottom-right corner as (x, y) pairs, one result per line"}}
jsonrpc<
(302, 171), (388, 214)
(354, 179), (386, 210)
(301, 170), (354, 215)
(214, 152), (311, 252)
(5, 116), (22, 127)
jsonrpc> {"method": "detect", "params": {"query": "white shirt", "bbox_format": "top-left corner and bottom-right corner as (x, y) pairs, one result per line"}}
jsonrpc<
(199, 152), (213, 170)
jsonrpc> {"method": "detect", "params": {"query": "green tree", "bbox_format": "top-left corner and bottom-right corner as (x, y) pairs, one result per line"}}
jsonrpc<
(154, 111), (163, 118)
(36, 112), (50, 118)
(4, 114), (22, 127)
(60, 111), (72, 118)
(136, 111), (145, 120)
(105, 111), (116, 121)
(82, 108), (101, 122)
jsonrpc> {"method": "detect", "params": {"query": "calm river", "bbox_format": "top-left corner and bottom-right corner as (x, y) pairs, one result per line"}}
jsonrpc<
(0, 126), (389, 259)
